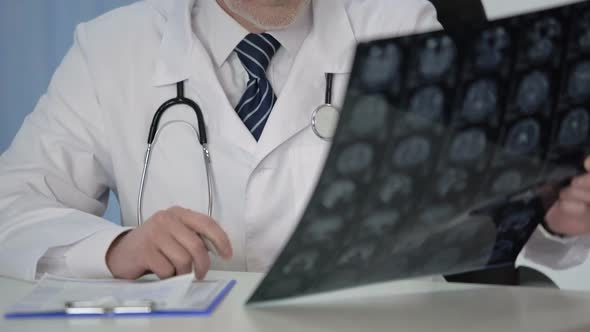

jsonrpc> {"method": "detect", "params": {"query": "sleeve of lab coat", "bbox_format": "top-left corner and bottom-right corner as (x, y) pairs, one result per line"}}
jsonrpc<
(0, 23), (129, 281)
(518, 226), (590, 290)
(348, 0), (443, 41)
(411, 0), (444, 33)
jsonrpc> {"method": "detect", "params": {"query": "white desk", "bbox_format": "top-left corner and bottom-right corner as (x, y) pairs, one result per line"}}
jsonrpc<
(1, 271), (590, 332)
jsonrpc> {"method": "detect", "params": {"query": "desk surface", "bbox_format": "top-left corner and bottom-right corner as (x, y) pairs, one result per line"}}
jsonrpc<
(1, 271), (590, 332)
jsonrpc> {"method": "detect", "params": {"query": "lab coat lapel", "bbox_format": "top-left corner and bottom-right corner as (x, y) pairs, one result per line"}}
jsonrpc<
(150, 0), (195, 86)
(255, 0), (357, 161)
(147, 0), (358, 159)
(185, 36), (258, 153)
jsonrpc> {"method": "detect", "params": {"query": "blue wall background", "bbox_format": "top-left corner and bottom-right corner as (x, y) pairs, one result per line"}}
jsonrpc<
(0, 0), (136, 223)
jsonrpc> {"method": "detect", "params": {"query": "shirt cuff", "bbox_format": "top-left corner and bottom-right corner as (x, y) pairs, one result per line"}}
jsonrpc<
(64, 226), (133, 278)
(538, 223), (579, 245)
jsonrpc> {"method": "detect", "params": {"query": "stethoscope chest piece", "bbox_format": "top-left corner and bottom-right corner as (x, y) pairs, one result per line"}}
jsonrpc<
(312, 73), (340, 141)
(312, 104), (340, 141)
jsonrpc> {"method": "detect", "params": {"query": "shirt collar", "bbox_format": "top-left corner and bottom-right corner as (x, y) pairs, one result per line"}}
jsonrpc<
(148, 0), (354, 86)
(192, 0), (248, 68)
(193, 0), (313, 68)
(267, 2), (312, 56)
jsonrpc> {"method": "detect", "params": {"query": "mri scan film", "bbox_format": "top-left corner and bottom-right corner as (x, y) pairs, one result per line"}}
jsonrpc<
(248, 1), (590, 303)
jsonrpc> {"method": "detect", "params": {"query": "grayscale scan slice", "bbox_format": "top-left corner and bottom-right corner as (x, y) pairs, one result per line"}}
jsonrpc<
(248, 0), (590, 303)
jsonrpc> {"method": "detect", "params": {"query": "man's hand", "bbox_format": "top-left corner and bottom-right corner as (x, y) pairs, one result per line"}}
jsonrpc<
(106, 206), (233, 280)
(545, 157), (590, 236)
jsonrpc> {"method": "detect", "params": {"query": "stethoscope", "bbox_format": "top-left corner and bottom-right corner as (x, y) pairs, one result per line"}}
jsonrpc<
(311, 73), (340, 141)
(137, 74), (340, 248)
(137, 81), (213, 228)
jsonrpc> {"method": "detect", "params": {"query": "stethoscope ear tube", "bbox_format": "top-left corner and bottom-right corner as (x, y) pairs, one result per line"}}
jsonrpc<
(147, 81), (208, 145)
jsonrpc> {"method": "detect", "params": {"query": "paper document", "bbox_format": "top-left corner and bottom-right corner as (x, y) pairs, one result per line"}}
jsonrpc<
(6, 274), (234, 317)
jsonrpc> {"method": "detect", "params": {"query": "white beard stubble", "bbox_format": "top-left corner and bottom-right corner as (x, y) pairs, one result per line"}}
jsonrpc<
(222, 0), (310, 31)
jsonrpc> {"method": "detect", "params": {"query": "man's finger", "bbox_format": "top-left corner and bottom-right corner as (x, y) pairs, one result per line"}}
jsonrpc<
(546, 202), (590, 236)
(165, 219), (212, 280)
(146, 249), (176, 279)
(571, 172), (590, 188)
(168, 207), (233, 259)
(192, 242), (211, 281)
(158, 233), (193, 276)
(560, 187), (590, 207)
(584, 155), (590, 172)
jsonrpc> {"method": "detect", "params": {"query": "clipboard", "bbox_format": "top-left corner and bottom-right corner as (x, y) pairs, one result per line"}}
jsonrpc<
(4, 274), (236, 319)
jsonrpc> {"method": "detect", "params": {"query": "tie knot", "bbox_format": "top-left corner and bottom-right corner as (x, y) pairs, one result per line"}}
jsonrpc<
(235, 33), (281, 79)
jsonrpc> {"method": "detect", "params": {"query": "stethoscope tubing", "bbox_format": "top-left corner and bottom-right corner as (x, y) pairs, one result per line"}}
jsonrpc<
(138, 82), (212, 227)
(147, 82), (207, 146)
(137, 120), (212, 225)
(139, 73), (338, 224)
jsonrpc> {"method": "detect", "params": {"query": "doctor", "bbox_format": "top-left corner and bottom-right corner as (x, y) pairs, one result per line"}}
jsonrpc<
(1, 0), (590, 287)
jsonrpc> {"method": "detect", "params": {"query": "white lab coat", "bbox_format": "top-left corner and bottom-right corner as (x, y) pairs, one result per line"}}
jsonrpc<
(0, 0), (589, 289)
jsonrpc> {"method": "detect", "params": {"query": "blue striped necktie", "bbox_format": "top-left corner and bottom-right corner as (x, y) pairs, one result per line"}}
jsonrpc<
(234, 33), (281, 141)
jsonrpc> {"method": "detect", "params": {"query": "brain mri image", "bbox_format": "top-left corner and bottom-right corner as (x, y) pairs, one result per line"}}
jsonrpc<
(462, 79), (499, 122)
(408, 86), (446, 128)
(436, 168), (469, 197)
(516, 71), (550, 114)
(505, 118), (541, 155)
(336, 143), (374, 175)
(248, 2), (590, 303)
(360, 44), (402, 90)
(349, 95), (390, 136)
(576, 11), (590, 50)
(281, 251), (320, 275)
(492, 170), (524, 193)
(568, 61), (590, 101)
(390, 232), (428, 253)
(475, 27), (511, 69)
(558, 108), (590, 146)
(526, 17), (562, 62)
(418, 36), (457, 79)
(303, 215), (345, 243)
(379, 173), (414, 203)
(418, 204), (455, 226)
(392, 136), (432, 168)
(449, 129), (488, 163)
(360, 209), (401, 236)
(321, 180), (357, 209)
(337, 242), (376, 266)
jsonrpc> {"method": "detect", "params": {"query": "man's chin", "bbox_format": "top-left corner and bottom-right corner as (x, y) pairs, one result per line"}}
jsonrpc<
(222, 0), (308, 31)
(249, 16), (296, 31)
